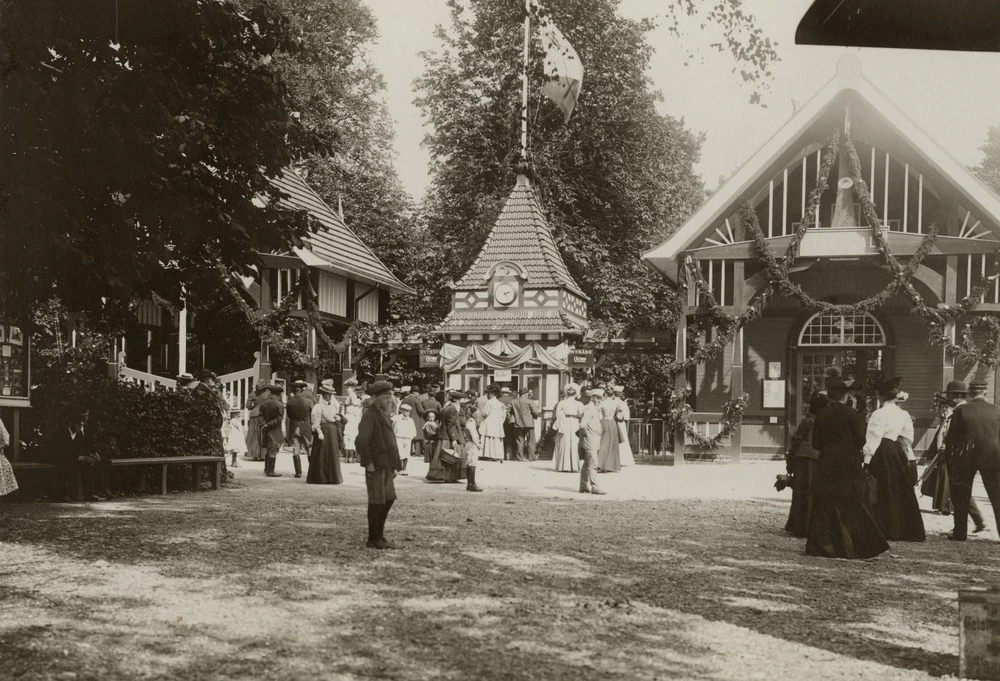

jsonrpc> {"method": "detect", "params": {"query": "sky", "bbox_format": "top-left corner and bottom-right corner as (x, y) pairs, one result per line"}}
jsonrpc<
(367, 0), (1000, 200)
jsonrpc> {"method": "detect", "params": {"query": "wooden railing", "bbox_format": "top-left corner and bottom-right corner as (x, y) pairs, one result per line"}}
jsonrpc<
(118, 366), (177, 391)
(626, 419), (673, 457)
(218, 352), (262, 416)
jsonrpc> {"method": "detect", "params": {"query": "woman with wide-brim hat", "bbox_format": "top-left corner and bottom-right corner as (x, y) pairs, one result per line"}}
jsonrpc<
(479, 383), (506, 462)
(308, 382), (346, 485)
(244, 378), (270, 461)
(863, 377), (925, 542)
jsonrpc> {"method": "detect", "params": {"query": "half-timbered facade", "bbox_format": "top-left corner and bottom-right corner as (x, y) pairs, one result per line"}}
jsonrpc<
(643, 56), (1000, 461)
(437, 172), (589, 431)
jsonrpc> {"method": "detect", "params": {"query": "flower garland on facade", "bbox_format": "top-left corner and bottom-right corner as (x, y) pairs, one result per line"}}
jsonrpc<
(663, 384), (750, 450)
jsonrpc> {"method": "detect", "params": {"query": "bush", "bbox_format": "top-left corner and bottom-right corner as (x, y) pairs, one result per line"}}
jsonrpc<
(22, 374), (223, 461)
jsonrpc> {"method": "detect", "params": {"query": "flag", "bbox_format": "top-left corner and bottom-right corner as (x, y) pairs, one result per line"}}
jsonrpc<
(535, 9), (583, 123)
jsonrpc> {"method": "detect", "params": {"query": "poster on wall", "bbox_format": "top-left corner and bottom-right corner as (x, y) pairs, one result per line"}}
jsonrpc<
(0, 320), (30, 406)
(763, 380), (786, 409)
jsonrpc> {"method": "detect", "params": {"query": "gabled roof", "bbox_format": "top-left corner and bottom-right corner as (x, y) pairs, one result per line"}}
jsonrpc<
(642, 55), (1000, 282)
(437, 308), (586, 335)
(269, 169), (416, 296)
(453, 174), (588, 299)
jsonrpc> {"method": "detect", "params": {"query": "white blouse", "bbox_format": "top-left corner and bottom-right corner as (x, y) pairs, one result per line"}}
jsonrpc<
(863, 401), (915, 462)
(311, 400), (341, 432)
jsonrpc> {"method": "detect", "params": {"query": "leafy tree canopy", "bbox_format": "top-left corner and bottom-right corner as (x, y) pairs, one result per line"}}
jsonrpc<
(416, 0), (708, 331)
(975, 125), (1000, 195)
(0, 0), (328, 329)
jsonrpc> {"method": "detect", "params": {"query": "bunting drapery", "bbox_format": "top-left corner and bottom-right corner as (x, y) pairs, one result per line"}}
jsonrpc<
(440, 340), (570, 372)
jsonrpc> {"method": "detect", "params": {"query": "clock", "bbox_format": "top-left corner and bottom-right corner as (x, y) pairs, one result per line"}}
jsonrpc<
(494, 283), (516, 306)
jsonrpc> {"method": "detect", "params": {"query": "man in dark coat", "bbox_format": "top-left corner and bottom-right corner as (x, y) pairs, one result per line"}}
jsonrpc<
(259, 384), (286, 477)
(355, 381), (403, 549)
(511, 387), (541, 461)
(52, 409), (111, 501)
(285, 381), (314, 478)
(944, 380), (1000, 540)
(499, 386), (515, 459)
(401, 387), (425, 462)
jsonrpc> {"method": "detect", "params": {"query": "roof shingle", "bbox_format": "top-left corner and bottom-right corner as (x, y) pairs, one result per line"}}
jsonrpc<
(437, 308), (586, 334)
(270, 170), (415, 296)
(454, 175), (587, 299)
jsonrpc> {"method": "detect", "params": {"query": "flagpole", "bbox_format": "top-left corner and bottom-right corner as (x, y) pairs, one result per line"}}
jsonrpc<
(520, 0), (531, 164)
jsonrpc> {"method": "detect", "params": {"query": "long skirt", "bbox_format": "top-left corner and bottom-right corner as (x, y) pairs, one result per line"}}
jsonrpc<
(785, 457), (817, 537)
(246, 415), (264, 461)
(806, 493), (890, 559)
(426, 442), (464, 483)
(0, 454), (18, 496)
(552, 431), (579, 472)
(307, 422), (343, 485)
(617, 421), (635, 467)
(481, 436), (504, 461)
(870, 438), (925, 541)
(597, 418), (621, 472)
(923, 459), (953, 514)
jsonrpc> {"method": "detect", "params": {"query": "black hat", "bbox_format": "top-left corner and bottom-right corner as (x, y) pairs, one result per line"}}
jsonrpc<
(944, 380), (969, 394)
(198, 369), (217, 381)
(826, 380), (848, 397)
(368, 380), (393, 396)
(423, 408), (439, 420)
(518, 386), (530, 395)
(485, 383), (501, 395)
(808, 393), (830, 415)
(268, 384), (284, 394)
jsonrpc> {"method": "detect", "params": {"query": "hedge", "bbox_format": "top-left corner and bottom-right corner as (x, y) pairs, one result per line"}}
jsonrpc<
(22, 374), (224, 461)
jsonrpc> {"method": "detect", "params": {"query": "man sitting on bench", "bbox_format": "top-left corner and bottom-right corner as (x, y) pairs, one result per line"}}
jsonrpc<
(55, 409), (112, 501)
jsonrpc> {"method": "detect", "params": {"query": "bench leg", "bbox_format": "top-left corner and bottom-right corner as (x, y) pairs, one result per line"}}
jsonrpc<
(160, 464), (168, 495)
(212, 462), (220, 491)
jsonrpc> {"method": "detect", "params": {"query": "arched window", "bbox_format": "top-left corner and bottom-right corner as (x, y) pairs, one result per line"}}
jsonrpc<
(798, 312), (886, 346)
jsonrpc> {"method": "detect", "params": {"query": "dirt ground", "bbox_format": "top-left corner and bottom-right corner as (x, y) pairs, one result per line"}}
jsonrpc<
(2, 455), (996, 680)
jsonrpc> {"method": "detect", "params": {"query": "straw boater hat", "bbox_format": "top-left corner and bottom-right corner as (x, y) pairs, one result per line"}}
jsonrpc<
(566, 385), (577, 395)
(500, 386), (511, 394)
(318, 382), (336, 395)
(401, 386), (412, 394)
(292, 379), (308, 389)
(177, 372), (195, 384)
(970, 381), (990, 392)
(588, 388), (605, 398)
(399, 403), (412, 413)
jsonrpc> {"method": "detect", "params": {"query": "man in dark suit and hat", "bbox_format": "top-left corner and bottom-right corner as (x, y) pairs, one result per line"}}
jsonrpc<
(511, 387), (540, 461)
(285, 380), (314, 478)
(944, 380), (1000, 540)
(355, 380), (403, 549)
(259, 384), (286, 478)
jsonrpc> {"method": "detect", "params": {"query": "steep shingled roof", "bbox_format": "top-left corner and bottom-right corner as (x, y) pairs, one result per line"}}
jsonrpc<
(437, 308), (586, 335)
(453, 174), (588, 299)
(269, 169), (415, 296)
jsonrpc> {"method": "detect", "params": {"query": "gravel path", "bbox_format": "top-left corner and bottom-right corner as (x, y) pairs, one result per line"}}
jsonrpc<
(1, 456), (994, 680)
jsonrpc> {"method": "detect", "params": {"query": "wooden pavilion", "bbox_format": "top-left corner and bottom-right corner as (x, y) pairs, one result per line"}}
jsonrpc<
(643, 56), (1000, 461)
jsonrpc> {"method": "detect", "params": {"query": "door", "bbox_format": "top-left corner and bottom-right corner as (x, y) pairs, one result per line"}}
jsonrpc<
(797, 348), (887, 420)
(523, 374), (543, 442)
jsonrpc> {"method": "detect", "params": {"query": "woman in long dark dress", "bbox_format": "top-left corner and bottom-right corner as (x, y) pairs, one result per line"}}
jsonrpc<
(806, 380), (889, 559)
(785, 393), (828, 537)
(308, 384), (345, 485)
(863, 378), (925, 542)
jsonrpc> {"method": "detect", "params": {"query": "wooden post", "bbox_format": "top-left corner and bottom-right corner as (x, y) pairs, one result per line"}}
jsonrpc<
(259, 267), (272, 383)
(672, 266), (695, 465)
(177, 304), (188, 376)
(728, 261), (746, 462)
(943, 254), (958, 387)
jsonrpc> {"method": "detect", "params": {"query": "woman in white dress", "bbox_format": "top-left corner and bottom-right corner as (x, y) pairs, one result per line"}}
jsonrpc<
(614, 387), (636, 467)
(342, 384), (363, 463)
(0, 415), (18, 497)
(479, 384), (507, 461)
(552, 386), (583, 472)
(864, 378), (925, 542)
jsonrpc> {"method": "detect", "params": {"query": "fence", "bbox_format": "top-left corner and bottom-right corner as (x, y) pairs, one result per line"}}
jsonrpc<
(626, 419), (673, 458)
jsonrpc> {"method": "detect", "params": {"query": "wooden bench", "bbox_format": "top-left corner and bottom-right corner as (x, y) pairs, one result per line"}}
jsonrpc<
(11, 456), (225, 499)
(111, 456), (225, 495)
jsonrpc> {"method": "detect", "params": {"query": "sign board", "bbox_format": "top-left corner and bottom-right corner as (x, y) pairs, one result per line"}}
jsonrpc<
(763, 380), (786, 409)
(0, 320), (30, 407)
(493, 369), (512, 382)
(569, 348), (595, 369)
(767, 361), (782, 380)
(960, 588), (1000, 680)
(419, 350), (440, 369)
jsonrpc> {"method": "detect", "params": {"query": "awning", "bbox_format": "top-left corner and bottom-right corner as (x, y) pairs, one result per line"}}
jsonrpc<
(441, 340), (570, 372)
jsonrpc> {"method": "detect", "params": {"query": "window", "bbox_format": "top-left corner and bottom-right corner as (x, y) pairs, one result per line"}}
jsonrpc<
(798, 312), (885, 346)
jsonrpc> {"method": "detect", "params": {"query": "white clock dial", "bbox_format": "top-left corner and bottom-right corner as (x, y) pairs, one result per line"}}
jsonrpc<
(495, 283), (516, 305)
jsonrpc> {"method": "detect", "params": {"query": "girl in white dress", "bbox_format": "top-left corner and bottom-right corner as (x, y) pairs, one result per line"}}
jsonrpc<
(615, 388), (636, 467)
(479, 384), (507, 461)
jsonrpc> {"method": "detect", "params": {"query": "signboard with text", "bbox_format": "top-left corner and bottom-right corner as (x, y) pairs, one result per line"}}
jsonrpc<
(0, 320), (30, 407)
(419, 350), (440, 369)
(569, 348), (595, 369)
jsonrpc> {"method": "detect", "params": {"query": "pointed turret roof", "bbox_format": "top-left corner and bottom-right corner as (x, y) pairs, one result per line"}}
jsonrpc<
(453, 174), (588, 299)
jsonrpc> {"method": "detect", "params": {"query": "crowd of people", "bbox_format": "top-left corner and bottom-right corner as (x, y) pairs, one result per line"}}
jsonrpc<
(783, 370), (1000, 560)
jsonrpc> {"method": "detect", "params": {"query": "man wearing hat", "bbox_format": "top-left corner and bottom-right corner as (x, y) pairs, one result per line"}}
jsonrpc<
(578, 388), (607, 494)
(510, 387), (540, 462)
(259, 384), (286, 477)
(944, 379), (1000, 540)
(355, 380), (403, 549)
(285, 381), (315, 478)
(498, 386), (516, 460)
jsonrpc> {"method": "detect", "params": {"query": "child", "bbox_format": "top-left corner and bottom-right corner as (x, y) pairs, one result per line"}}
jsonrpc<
(422, 409), (440, 465)
(392, 403), (417, 475)
(226, 408), (247, 468)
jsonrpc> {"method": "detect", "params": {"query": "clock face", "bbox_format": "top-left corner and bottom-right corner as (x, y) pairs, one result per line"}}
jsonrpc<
(494, 283), (516, 306)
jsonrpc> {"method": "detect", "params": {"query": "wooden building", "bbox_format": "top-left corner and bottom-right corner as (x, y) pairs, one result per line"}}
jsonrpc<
(437, 171), (589, 433)
(117, 168), (414, 400)
(643, 56), (1000, 461)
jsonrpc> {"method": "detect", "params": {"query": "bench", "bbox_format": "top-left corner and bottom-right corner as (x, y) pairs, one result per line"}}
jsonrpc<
(11, 456), (225, 499)
(111, 456), (225, 495)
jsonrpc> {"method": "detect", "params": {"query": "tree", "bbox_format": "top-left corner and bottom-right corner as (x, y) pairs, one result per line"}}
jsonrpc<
(974, 125), (1000, 195)
(0, 0), (328, 328)
(416, 0), (706, 333)
(268, 0), (442, 323)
